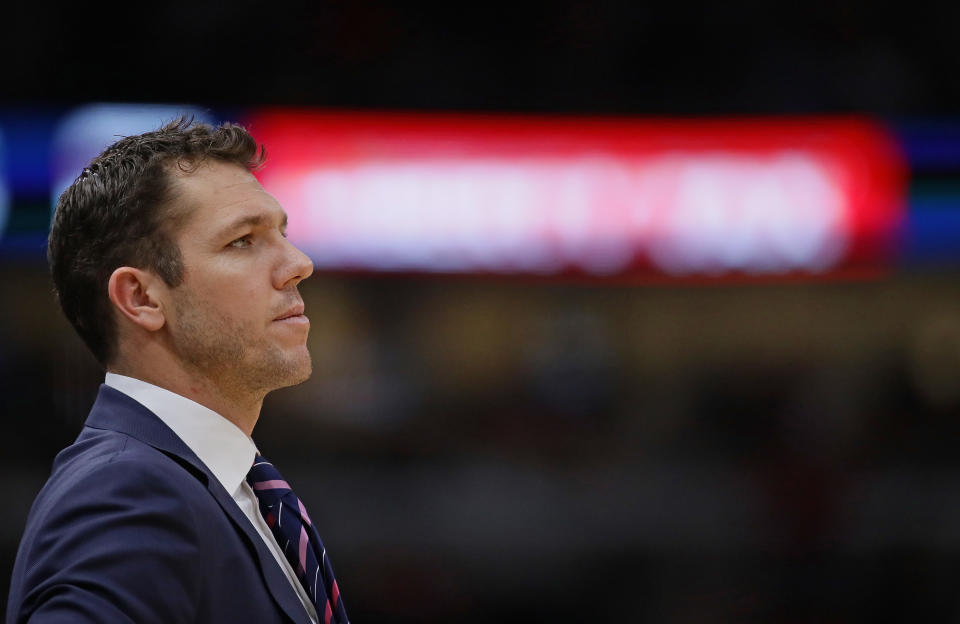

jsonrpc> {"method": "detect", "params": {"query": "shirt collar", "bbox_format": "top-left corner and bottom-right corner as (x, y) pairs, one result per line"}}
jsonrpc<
(104, 372), (257, 496)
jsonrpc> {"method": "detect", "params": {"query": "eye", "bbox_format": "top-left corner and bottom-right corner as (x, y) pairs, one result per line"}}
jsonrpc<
(228, 234), (253, 249)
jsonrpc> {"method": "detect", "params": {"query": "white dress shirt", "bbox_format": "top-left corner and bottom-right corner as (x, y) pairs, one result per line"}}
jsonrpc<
(104, 372), (319, 623)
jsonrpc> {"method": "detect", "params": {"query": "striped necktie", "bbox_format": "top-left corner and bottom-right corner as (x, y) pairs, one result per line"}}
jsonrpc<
(246, 454), (348, 624)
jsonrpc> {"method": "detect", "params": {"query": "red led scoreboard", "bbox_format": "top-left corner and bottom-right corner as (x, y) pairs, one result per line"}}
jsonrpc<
(247, 112), (905, 281)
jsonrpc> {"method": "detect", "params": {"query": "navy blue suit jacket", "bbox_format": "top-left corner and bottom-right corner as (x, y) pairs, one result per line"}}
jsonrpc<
(7, 385), (314, 623)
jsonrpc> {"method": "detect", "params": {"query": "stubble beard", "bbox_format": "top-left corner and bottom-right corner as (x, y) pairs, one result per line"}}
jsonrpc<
(170, 288), (312, 402)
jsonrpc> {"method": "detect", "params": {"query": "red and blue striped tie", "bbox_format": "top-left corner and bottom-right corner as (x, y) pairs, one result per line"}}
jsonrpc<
(247, 454), (348, 624)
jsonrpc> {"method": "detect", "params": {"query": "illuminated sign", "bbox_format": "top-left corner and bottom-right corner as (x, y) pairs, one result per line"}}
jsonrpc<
(250, 113), (907, 278)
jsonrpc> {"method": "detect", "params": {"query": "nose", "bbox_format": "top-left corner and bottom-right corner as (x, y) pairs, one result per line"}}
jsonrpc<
(276, 237), (314, 289)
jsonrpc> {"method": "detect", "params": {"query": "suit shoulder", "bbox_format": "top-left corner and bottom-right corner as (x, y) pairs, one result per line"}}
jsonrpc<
(37, 429), (208, 522)
(61, 423), (201, 475)
(9, 434), (211, 624)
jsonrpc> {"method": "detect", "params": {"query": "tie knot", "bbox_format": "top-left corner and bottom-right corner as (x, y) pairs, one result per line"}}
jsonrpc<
(246, 454), (292, 498)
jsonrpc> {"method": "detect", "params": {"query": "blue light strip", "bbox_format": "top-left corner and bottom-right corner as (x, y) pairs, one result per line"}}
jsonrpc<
(903, 195), (960, 265)
(894, 121), (960, 267)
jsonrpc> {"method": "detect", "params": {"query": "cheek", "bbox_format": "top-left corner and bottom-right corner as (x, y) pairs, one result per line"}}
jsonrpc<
(189, 259), (273, 319)
(187, 282), (246, 320)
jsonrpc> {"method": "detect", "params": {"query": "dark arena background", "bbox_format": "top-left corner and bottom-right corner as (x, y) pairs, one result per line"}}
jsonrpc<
(5, 3), (960, 622)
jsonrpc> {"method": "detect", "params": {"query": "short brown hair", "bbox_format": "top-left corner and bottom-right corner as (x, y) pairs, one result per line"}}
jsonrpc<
(48, 116), (265, 366)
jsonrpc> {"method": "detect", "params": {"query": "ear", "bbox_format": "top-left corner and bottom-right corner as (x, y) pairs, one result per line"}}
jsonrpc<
(107, 266), (166, 332)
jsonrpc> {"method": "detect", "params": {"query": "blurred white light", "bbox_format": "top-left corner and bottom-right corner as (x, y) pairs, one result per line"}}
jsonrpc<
(646, 153), (848, 275)
(286, 152), (849, 276)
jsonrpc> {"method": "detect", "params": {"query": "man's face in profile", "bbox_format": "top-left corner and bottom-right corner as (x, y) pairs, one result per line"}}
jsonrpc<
(160, 160), (315, 397)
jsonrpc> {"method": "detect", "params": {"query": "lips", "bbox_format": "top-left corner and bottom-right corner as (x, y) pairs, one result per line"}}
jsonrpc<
(273, 301), (306, 322)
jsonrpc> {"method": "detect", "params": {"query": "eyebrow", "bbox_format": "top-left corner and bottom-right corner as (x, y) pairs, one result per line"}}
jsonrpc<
(215, 211), (289, 240)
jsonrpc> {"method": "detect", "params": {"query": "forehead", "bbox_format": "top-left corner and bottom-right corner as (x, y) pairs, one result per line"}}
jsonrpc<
(170, 160), (281, 226)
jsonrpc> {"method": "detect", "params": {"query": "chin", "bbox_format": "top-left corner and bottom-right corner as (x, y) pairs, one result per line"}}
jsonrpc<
(288, 362), (313, 387)
(249, 347), (312, 393)
(278, 350), (313, 388)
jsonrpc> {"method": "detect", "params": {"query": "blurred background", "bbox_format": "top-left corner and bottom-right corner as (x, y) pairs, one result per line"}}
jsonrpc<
(5, 2), (960, 622)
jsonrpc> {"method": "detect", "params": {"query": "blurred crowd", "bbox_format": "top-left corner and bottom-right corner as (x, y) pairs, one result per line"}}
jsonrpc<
(5, 260), (960, 622)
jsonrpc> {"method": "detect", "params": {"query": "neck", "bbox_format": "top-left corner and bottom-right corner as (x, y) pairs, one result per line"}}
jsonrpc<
(109, 352), (263, 437)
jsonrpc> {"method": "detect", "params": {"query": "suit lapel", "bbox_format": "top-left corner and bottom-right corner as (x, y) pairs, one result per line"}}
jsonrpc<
(204, 477), (315, 624)
(85, 385), (314, 624)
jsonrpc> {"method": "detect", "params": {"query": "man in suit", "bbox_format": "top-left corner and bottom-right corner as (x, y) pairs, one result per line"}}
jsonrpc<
(7, 119), (348, 623)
